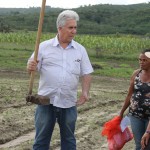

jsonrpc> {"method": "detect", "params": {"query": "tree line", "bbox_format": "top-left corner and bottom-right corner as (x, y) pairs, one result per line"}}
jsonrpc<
(0, 3), (150, 35)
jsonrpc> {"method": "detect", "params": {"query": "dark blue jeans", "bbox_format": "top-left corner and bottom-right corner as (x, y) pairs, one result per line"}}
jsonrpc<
(129, 115), (149, 150)
(33, 104), (77, 150)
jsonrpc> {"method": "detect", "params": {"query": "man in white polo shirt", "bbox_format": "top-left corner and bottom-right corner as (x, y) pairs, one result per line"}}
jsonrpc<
(27, 10), (93, 150)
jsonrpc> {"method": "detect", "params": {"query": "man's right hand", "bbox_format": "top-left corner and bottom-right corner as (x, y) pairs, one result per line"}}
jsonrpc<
(27, 60), (38, 73)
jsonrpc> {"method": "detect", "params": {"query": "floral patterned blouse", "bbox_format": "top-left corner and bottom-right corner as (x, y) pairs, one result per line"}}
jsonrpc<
(129, 70), (150, 120)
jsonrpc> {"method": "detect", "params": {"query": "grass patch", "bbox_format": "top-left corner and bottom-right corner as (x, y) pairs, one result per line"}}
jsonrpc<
(94, 67), (133, 78)
(0, 33), (144, 78)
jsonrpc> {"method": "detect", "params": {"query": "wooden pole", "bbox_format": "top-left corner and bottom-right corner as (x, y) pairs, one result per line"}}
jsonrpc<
(28, 0), (46, 95)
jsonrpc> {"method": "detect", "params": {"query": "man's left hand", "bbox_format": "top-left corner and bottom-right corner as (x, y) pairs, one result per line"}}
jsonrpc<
(76, 95), (88, 105)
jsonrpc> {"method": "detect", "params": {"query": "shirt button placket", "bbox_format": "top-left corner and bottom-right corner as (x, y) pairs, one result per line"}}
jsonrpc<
(62, 50), (67, 82)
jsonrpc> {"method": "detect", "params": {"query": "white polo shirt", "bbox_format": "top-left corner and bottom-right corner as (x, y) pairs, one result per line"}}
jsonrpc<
(29, 36), (93, 108)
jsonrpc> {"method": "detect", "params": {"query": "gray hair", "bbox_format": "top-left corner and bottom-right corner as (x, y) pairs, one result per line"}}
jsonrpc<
(56, 10), (79, 28)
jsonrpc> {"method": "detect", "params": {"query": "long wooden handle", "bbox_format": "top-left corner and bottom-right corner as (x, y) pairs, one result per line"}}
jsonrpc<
(28, 0), (46, 95)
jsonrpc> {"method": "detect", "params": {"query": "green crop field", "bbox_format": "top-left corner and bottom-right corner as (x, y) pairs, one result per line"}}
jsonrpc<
(0, 31), (150, 78)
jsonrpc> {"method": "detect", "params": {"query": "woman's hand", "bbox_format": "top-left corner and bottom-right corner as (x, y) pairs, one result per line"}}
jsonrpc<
(141, 132), (150, 149)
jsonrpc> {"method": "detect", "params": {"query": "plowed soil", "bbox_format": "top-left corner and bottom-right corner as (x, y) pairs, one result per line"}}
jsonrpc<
(0, 71), (135, 150)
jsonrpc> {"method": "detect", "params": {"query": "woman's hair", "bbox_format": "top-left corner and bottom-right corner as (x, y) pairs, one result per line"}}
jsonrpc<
(56, 10), (79, 29)
(141, 48), (150, 54)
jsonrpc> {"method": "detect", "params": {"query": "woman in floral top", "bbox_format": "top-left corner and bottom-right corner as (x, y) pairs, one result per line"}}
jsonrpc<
(119, 49), (150, 150)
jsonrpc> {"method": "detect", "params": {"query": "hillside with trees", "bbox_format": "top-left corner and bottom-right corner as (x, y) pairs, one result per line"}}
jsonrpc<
(0, 3), (150, 35)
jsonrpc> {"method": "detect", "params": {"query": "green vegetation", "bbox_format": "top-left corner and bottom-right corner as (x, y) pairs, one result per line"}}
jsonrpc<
(0, 32), (150, 78)
(0, 3), (150, 35)
(0, 3), (150, 78)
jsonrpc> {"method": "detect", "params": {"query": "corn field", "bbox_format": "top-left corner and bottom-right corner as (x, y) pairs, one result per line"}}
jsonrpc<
(0, 32), (150, 55)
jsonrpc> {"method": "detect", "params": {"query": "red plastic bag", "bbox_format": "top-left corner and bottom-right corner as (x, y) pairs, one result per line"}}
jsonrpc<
(101, 116), (133, 150)
(107, 127), (133, 150)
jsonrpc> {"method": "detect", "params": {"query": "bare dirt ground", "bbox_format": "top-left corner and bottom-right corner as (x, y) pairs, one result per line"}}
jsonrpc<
(0, 71), (135, 150)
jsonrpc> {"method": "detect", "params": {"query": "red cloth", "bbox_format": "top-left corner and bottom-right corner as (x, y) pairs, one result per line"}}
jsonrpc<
(101, 116), (133, 150)
(101, 116), (122, 139)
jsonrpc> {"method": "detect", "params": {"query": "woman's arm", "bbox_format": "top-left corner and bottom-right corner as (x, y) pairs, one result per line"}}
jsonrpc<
(141, 121), (150, 149)
(119, 70), (140, 118)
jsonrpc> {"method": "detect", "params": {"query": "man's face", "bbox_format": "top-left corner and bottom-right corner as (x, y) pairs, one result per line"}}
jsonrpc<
(58, 19), (77, 44)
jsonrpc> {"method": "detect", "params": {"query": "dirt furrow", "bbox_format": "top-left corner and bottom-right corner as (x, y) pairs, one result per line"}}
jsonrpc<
(0, 132), (35, 149)
(0, 105), (108, 149)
